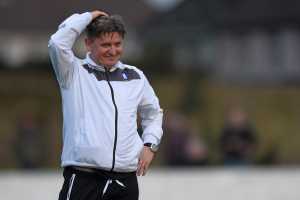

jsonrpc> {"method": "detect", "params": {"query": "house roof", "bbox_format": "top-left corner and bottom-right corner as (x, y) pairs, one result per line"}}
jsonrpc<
(0, 0), (156, 32)
(217, 0), (300, 31)
(140, 0), (300, 42)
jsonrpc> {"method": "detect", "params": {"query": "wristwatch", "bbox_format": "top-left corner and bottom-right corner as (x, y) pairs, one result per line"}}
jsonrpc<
(144, 143), (159, 153)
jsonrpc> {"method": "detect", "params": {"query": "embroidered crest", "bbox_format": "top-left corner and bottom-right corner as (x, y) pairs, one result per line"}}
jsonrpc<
(122, 72), (128, 80)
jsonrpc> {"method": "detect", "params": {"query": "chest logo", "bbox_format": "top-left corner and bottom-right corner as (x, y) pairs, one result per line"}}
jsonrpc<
(122, 73), (128, 80)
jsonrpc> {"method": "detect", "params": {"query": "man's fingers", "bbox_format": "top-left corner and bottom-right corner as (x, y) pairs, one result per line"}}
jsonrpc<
(143, 162), (149, 176)
(137, 167), (141, 176)
(137, 148), (153, 176)
(98, 11), (109, 17)
(137, 160), (148, 176)
(91, 10), (109, 19)
(136, 161), (143, 176)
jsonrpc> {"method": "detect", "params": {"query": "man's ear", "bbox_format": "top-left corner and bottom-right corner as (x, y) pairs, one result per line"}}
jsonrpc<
(85, 37), (93, 52)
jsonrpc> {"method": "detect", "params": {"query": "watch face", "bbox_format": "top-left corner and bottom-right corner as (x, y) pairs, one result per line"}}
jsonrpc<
(144, 143), (159, 152)
(150, 144), (159, 152)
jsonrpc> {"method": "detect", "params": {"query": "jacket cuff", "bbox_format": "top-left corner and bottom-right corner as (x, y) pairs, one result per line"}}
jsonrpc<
(142, 134), (160, 145)
(72, 12), (93, 33)
(59, 12), (93, 34)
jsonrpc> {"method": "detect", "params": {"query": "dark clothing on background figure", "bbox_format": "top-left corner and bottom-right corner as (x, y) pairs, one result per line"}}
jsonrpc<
(14, 116), (45, 169)
(163, 112), (208, 166)
(220, 125), (257, 165)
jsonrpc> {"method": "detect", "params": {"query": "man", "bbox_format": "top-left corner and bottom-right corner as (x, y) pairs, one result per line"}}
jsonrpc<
(48, 10), (163, 200)
(220, 106), (257, 165)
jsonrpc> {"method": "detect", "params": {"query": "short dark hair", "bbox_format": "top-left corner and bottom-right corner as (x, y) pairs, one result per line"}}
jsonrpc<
(86, 15), (126, 38)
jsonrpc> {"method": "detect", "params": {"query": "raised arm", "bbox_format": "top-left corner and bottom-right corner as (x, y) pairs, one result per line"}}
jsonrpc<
(48, 11), (108, 88)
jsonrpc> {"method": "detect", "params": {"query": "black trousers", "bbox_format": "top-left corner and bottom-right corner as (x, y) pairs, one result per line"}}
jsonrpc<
(58, 167), (139, 200)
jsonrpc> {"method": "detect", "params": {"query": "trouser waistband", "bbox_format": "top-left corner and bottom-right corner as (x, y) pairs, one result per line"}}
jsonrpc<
(64, 166), (136, 180)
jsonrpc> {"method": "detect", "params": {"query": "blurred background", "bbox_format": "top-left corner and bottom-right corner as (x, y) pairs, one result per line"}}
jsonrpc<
(1, 0), (300, 199)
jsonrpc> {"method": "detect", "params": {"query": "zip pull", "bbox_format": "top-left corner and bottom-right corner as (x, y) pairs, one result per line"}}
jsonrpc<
(66, 174), (76, 200)
(101, 179), (126, 197)
(115, 179), (126, 188)
(102, 179), (113, 197)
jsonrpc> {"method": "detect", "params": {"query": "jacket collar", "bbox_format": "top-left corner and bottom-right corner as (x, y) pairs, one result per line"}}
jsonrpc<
(83, 53), (125, 72)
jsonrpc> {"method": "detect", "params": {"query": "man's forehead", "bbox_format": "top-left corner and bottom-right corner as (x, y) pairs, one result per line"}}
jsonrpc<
(98, 32), (123, 41)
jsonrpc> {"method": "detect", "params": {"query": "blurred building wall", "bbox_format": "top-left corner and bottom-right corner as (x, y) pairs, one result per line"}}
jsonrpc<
(140, 0), (300, 84)
(0, 0), (156, 68)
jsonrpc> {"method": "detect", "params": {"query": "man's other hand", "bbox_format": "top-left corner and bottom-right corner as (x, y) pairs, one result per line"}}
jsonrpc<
(137, 146), (155, 176)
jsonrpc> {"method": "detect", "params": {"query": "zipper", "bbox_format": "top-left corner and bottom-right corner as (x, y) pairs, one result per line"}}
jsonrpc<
(104, 68), (118, 172)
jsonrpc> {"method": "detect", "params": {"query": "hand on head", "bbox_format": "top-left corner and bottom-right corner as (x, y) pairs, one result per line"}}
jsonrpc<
(91, 10), (109, 19)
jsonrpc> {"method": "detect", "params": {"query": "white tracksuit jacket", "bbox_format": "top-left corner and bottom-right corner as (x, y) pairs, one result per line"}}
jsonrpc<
(48, 12), (163, 172)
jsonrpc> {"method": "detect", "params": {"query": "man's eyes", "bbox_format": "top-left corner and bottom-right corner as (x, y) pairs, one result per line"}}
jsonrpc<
(100, 43), (122, 48)
(101, 44), (110, 48)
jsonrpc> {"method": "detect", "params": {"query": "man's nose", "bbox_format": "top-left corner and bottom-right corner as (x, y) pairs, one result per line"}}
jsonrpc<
(108, 47), (117, 55)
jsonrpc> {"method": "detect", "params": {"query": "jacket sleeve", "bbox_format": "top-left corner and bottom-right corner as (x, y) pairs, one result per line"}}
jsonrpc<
(138, 73), (163, 146)
(48, 12), (92, 89)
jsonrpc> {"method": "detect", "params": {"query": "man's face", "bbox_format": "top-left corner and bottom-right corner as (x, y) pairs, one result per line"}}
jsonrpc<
(85, 32), (123, 68)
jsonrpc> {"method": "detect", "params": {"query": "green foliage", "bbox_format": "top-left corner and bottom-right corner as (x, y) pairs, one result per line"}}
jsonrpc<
(0, 71), (299, 168)
(156, 77), (300, 165)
